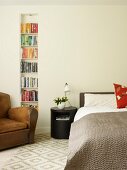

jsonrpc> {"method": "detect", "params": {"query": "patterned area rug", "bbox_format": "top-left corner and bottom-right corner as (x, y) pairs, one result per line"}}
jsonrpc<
(2, 134), (68, 170)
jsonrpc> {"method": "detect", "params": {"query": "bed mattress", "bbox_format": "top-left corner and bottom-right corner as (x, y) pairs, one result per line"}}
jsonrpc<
(74, 106), (127, 121)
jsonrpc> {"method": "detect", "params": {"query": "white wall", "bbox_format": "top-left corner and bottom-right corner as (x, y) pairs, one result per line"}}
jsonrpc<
(0, 5), (127, 133)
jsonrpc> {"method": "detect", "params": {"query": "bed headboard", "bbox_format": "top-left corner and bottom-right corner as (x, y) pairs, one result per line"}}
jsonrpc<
(80, 92), (114, 108)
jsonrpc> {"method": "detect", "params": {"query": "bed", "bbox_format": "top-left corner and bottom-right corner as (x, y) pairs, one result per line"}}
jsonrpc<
(64, 92), (127, 170)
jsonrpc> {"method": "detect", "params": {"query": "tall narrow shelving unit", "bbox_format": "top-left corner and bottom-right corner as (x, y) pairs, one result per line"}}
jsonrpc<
(20, 14), (38, 110)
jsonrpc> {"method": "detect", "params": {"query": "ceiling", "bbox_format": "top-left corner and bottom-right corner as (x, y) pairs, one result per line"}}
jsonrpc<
(0, 0), (127, 5)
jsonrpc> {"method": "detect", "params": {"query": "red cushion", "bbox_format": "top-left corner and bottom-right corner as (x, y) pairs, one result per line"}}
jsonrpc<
(113, 83), (127, 108)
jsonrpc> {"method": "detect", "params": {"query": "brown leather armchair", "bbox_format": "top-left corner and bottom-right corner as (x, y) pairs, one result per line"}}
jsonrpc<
(0, 92), (38, 150)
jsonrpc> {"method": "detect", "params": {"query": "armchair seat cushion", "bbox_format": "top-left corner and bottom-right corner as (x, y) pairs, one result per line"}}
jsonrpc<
(0, 118), (27, 134)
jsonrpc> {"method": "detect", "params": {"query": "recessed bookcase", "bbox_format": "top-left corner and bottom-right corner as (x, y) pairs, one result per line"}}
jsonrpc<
(20, 14), (38, 110)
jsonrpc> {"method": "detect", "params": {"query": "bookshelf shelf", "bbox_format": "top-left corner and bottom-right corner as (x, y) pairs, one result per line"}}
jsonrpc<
(21, 101), (38, 103)
(20, 14), (38, 109)
(21, 73), (38, 75)
(21, 45), (38, 47)
(21, 46), (38, 47)
(21, 86), (38, 88)
(21, 33), (38, 35)
(21, 58), (38, 60)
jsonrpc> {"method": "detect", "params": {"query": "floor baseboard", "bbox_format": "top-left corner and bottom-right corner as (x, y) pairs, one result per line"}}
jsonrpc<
(35, 126), (50, 134)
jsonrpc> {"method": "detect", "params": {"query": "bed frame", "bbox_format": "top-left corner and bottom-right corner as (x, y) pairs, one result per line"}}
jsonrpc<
(80, 92), (114, 107)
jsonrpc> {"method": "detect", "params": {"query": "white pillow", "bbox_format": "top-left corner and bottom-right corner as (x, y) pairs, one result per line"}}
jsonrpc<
(84, 94), (116, 108)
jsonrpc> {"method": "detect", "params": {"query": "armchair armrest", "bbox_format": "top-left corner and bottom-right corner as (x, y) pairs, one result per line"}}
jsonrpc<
(8, 107), (38, 143)
(8, 107), (29, 125)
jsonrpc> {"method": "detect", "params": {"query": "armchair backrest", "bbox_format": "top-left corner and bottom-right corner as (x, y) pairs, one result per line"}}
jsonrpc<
(0, 92), (11, 118)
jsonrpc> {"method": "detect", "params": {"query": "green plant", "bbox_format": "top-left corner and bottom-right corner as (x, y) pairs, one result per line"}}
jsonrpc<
(54, 96), (68, 105)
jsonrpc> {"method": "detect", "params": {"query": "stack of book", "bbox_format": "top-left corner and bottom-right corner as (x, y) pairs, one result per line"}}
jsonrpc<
(22, 90), (38, 101)
(21, 61), (38, 73)
(21, 47), (38, 59)
(21, 76), (38, 88)
(21, 35), (38, 46)
(21, 23), (38, 33)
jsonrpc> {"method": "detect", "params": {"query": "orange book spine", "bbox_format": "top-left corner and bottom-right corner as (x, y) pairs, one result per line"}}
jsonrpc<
(21, 24), (26, 33)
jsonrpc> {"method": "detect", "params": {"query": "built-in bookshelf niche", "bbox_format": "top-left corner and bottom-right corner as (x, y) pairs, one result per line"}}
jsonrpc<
(20, 14), (38, 110)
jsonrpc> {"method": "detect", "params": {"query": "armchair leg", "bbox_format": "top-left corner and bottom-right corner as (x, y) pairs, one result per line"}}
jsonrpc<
(29, 132), (35, 144)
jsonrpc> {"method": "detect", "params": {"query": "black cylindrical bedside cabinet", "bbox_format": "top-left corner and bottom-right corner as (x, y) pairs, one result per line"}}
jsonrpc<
(51, 106), (77, 139)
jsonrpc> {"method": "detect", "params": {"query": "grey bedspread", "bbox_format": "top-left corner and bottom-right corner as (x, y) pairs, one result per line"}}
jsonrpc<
(64, 112), (127, 170)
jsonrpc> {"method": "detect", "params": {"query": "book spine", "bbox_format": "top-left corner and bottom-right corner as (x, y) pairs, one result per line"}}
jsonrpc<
(31, 23), (34, 33)
(30, 77), (32, 88)
(26, 23), (31, 33)
(33, 91), (35, 101)
(28, 36), (32, 46)
(35, 91), (38, 101)
(25, 90), (29, 101)
(22, 90), (25, 101)
(34, 48), (38, 58)
(26, 77), (29, 87)
(25, 35), (29, 46)
(36, 24), (38, 33)
(21, 24), (26, 33)
(21, 35), (25, 46)
(24, 77), (26, 87)
(21, 76), (24, 88)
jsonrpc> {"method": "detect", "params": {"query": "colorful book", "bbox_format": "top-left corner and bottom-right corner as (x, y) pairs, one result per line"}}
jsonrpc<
(22, 48), (28, 58)
(29, 48), (34, 58)
(34, 48), (38, 58)
(26, 23), (31, 33)
(21, 24), (26, 33)
(21, 23), (38, 33)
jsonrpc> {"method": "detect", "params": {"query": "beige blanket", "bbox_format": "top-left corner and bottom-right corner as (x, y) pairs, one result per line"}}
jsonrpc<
(64, 112), (127, 170)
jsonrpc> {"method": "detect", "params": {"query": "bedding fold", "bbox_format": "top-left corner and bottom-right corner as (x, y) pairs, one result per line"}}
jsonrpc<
(65, 112), (127, 170)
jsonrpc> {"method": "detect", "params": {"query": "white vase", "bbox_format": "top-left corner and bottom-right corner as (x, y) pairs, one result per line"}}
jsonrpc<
(57, 102), (65, 109)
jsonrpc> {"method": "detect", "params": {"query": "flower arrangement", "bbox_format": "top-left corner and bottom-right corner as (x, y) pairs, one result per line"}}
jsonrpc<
(54, 96), (68, 106)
